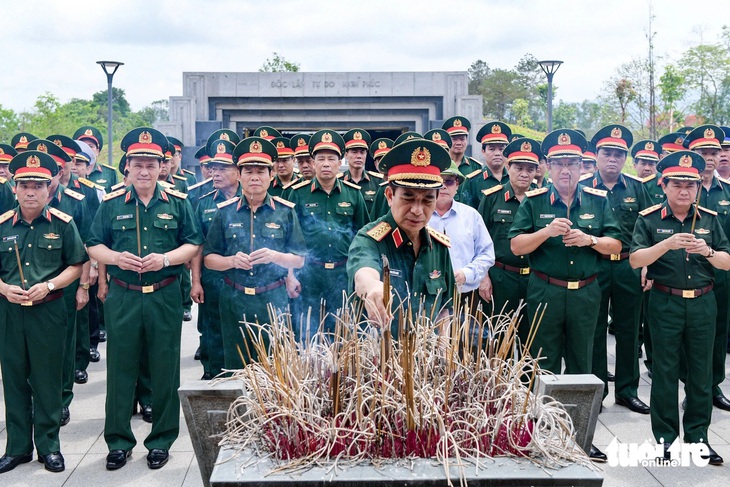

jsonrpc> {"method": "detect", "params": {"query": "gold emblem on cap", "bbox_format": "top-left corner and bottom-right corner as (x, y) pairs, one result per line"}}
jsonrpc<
(0, 148), (4, 155)
(220, 133), (230, 141)
(297, 138), (306, 147)
(53, 139), (63, 148)
(354, 131), (363, 140)
(27, 155), (41, 168)
(492, 124), (502, 134)
(679, 155), (693, 168)
(611, 127), (622, 138)
(411, 147), (431, 167)
(216, 143), (226, 154)
(454, 119), (462, 127)
(139, 131), (152, 144)
(378, 140), (387, 149)
(19, 136), (28, 144)
(276, 141), (285, 149)
(521, 141), (532, 152)
(645, 141), (654, 151)
(260, 129), (269, 138)
(704, 128), (715, 139)
(322, 132), (333, 143)
(37, 143), (48, 153)
(675, 137), (683, 145)
(558, 133), (571, 145)
(84, 129), (93, 137)
(432, 132), (442, 141)
(250, 141), (262, 153)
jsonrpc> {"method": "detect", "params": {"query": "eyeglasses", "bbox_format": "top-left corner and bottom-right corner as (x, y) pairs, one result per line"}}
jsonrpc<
(442, 179), (459, 186)
(550, 161), (581, 169)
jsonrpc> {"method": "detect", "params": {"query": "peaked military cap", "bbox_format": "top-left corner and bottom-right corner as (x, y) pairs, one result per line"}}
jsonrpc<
(271, 136), (294, 158)
(677, 126), (694, 136)
(442, 116), (470, 137)
(657, 150), (705, 180)
(46, 135), (81, 160)
(74, 139), (94, 164)
(377, 139), (450, 189)
(683, 124), (724, 150)
(27, 139), (72, 166)
(73, 126), (103, 149)
(233, 137), (278, 166)
(476, 121), (511, 145)
(118, 153), (128, 174)
(504, 137), (541, 165)
(510, 133), (525, 142)
(121, 127), (168, 159)
(658, 132), (685, 154)
(167, 136), (184, 153)
(720, 126), (730, 147)
(542, 129), (587, 158)
(206, 129), (240, 147)
(631, 140), (660, 162)
(423, 129), (452, 150)
(582, 142), (597, 163)
(591, 124), (633, 152)
(194, 146), (211, 165)
(11, 132), (38, 151)
(252, 126), (281, 140)
(0, 143), (18, 163)
(207, 139), (237, 165)
(290, 134), (311, 157)
(343, 129), (372, 151)
(394, 131), (422, 146)
(309, 130), (345, 156)
(9, 150), (59, 181)
(370, 138), (394, 160)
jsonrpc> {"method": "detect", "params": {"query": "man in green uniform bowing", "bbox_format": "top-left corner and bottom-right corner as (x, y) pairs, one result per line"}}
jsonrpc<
(87, 127), (203, 471)
(0, 150), (86, 474)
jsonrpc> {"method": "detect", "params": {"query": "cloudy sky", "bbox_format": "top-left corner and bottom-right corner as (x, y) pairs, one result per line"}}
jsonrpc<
(1, 0), (727, 113)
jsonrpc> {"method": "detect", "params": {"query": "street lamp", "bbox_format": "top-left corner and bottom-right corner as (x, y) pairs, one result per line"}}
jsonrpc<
(538, 60), (563, 133)
(96, 61), (124, 166)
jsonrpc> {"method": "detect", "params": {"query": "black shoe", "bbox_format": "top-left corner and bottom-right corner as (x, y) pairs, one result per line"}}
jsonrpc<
(60, 407), (70, 427)
(37, 452), (64, 473)
(194, 346), (201, 361)
(74, 369), (88, 384)
(106, 449), (131, 470)
(589, 444), (607, 462)
(615, 396), (650, 414)
(141, 404), (153, 423)
(0, 453), (33, 473)
(713, 394), (730, 411)
(201, 372), (212, 380)
(147, 449), (169, 469)
(99, 330), (107, 342)
(183, 310), (193, 322)
(702, 445), (724, 465)
(89, 347), (100, 363)
(606, 371), (615, 382)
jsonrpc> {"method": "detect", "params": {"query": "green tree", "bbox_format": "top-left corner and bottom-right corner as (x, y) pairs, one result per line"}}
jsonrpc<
(92, 87), (131, 119)
(511, 98), (533, 127)
(678, 43), (730, 124)
(658, 64), (685, 132)
(0, 104), (20, 143)
(552, 101), (578, 130)
(468, 59), (490, 95)
(480, 69), (525, 120)
(259, 52), (300, 72)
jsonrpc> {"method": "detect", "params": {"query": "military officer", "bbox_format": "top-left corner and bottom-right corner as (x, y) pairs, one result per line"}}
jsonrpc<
(287, 130), (369, 339)
(11, 132), (38, 152)
(341, 129), (383, 213)
(442, 116), (480, 177)
(370, 137), (394, 166)
(460, 121), (512, 208)
(0, 145), (17, 211)
(73, 126), (119, 192)
(160, 143), (189, 193)
(348, 138), (454, 331)
(630, 151), (729, 465)
(581, 143), (598, 175)
(253, 126), (281, 140)
(203, 137), (306, 367)
(634, 140), (664, 205)
(716, 126), (730, 180)
(0, 144), (17, 185)
(269, 136), (299, 198)
(167, 136), (197, 187)
(291, 134), (314, 183)
(189, 129), (241, 204)
(87, 127), (203, 471)
(0, 150), (86, 474)
(368, 138), (400, 221)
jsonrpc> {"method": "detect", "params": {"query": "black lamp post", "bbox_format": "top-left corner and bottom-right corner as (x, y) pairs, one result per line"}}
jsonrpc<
(96, 61), (124, 165)
(538, 60), (563, 133)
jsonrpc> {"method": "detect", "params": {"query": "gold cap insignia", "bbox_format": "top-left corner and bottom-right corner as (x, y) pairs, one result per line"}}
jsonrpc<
(679, 155), (692, 168)
(675, 137), (683, 145)
(491, 124), (501, 134)
(19, 136), (28, 144)
(454, 119), (462, 127)
(0, 148), (4, 155)
(250, 141), (262, 153)
(704, 128), (715, 139)
(432, 132), (442, 141)
(645, 141), (654, 151)
(84, 129), (93, 137)
(521, 141), (532, 152)
(297, 138), (306, 147)
(53, 139), (63, 147)
(354, 131), (362, 140)
(611, 127), (622, 138)
(558, 133), (571, 145)
(37, 143), (48, 153)
(216, 143), (226, 154)
(378, 140), (387, 149)
(276, 141), (285, 149)
(220, 133), (230, 141)
(322, 132), (333, 143)
(139, 131), (152, 144)
(27, 155), (41, 168)
(260, 129), (269, 138)
(411, 147), (431, 167)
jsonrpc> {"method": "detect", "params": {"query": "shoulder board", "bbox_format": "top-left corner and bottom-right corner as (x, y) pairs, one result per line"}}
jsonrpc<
(0, 176), (6, 184)
(466, 169), (482, 179)
(639, 204), (662, 216)
(367, 170), (384, 179)
(583, 187), (608, 197)
(379, 180), (389, 187)
(341, 179), (361, 190)
(101, 163), (117, 171)
(623, 173), (643, 182)
(365, 221), (392, 242)
(48, 207), (72, 223)
(182, 169), (195, 176)
(427, 226), (451, 247)
(0, 209), (15, 224)
(336, 172), (344, 179)
(282, 179), (299, 190)
(103, 188), (126, 201)
(642, 174), (657, 183)
(199, 189), (217, 200)
(188, 177), (213, 190)
(110, 182), (125, 191)
(578, 172), (594, 182)
(525, 187), (549, 198)
(165, 188), (188, 199)
(272, 196), (295, 208)
(291, 179), (311, 190)
(78, 177), (105, 190)
(172, 174), (187, 181)
(216, 197), (239, 209)
(699, 205), (718, 216)
(719, 177), (730, 186)
(158, 180), (174, 189)
(481, 184), (503, 197)
(63, 188), (85, 200)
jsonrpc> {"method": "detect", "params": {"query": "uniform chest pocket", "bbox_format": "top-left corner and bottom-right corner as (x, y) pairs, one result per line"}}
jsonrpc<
(425, 276), (447, 296)
(224, 226), (245, 241)
(38, 236), (63, 267)
(111, 219), (137, 251)
(495, 212), (514, 224)
(363, 191), (376, 202)
(576, 218), (600, 236)
(263, 224), (284, 239)
(694, 229), (712, 245)
(303, 205), (323, 217)
(335, 205), (354, 217)
(153, 218), (178, 248)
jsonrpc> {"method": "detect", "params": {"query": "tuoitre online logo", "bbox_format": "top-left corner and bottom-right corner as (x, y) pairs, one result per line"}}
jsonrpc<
(605, 437), (710, 467)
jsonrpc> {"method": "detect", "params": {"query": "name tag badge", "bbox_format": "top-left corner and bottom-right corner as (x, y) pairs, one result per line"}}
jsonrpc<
(389, 269), (402, 278)
(305, 203), (319, 209)
(497, 209), (511, 215)
(228, 223), (244, 228)
(116, 214), (134, 221)
(656, 229), (673, 234)
(203, 208), (217, 214)
(2, 235), (19, 242)
(539, 213), (555, 219)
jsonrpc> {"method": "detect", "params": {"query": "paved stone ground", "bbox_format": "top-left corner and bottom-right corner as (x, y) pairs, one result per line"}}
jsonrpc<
(1, 305), (729, 486)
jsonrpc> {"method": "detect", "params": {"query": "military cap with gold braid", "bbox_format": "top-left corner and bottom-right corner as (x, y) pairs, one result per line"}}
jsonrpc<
(343, 129), (371, 151)
(118, 153), (129, 174)
(658, 132), (684, 154)
(11, 132), (38, 151)
(47, 134), (82, 160)
(504, 137), (541, 165)
(26, 139), (72, 166)
(631, 140), (659, 162)
(510, 133), (525, 142)
(657, 150), (705, 180)
(309, 129), (345, 156)
(9, 150), (59, 181)
(591, 124), (633, 152)
(233, 137), (278, 167)
(394, 131), (421, 146)
(377, 139), (451, 189)
(0, 144), (18, 163)
(206, 129), (240, 147)
(194, 146), (211, 165)
(290, 133), (311, 157)
(542, 129), (587, 158)
(582, 142), (597, 163)
(442, 116), (470, 137)
(167, 136), (184, 153)
(207, 139), (237, 165)
(253, 126), (281, 141)
(677, 126), (694, 136)
(683, 124), (723, 150)
(73, 126), (103, 149)
(476, 121), (511, 145)
(423, 129), (452, 150)
(369, 138), (393, 160)
(720, 126), (730, 147)
(271, 137), (294, 158)
(121, 127), (168, 159)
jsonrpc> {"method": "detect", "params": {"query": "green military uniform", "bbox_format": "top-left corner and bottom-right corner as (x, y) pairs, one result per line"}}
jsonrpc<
(74, 126), (119, 193)
(642, 174), (666, 205)
(0, 144), (17, 189)
(442, 117), (480, 177)
(458, 122), (512, 208)
(87, 128), (203, 453)
(167, 137), (197, 188)
(188, 177), (214, 204)
(341, 170), (383, 213)
(0, 144), (17, 211)
(268, 136), (299, 199)
(0, 151), (87, 460)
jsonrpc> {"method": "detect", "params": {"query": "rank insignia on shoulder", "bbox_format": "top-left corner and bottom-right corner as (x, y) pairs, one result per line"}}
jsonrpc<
(583, 187), (608, 197)
(699, 205), (717, 216)
(101, 163), (117, 171)
(639, 204), (662, 216)
(642, 174), (657, 183)
(173, 174), (187, 181)
(0, 176), (7, 184)
(466, 169), (482, 179)
(188, 178), (212, 190)
(367, 170), (384, 179)
(64, 188), (85, 200)
(48, 207), (72, 223)
(216, 197), (239, 209)
(341, 179), (361, 190)
(165, 188), (188, 199)
(272, 196), (295, 208)
(0, 209), (15, 224)
(103, 188), (126, 201)
(199, 189), (216, 200)
(578, 172), (594, 182)
(481, 184), (503, 197)
(623, 173), (643, 182)
(366, 221), (392, 241)
(427, 226), (450, 247)
(525, 187), (548, 197)
(291, 179), (310, 190)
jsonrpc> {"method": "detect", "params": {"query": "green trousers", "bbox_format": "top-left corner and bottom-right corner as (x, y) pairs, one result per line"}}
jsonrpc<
(648, 288), (714, 444)
(640, 291), (653, 372)
(104, 278), (182, 451)
(593, 258), (642, 400)
(486, 265), (530, 345)
(1, 298), (67, 455)
(62, 280), (80, 408)
(526, 274), (601, 374)
(74, 301), (91, 371)
(181, 269), (192, 312)
(199, 269), (224, 377)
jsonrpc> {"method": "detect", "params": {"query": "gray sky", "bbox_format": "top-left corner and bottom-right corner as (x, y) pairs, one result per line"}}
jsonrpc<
(1, 0), (727, 113)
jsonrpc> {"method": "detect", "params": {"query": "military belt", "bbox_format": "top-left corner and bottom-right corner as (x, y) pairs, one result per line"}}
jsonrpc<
(533, 271), (597, 290)
(1, 289), (63, 307)
(224, 276), (285, 296)
(111, 276), (177, 294)
(601, 252), (630, 261)
(653, 283), (713, 299)
(308, 257), (348, 270)
(494, 260), (531, 275)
